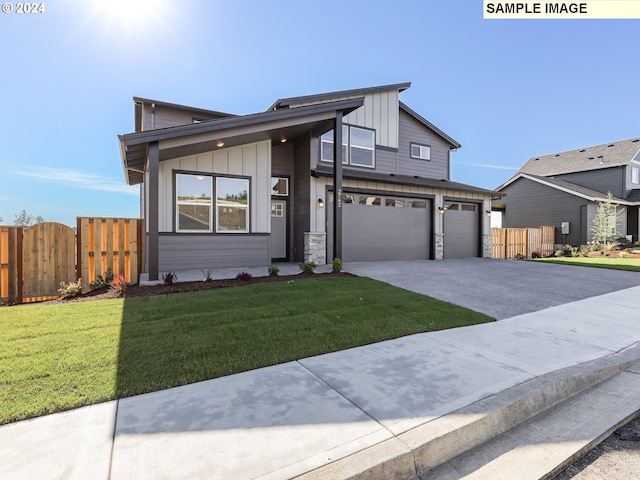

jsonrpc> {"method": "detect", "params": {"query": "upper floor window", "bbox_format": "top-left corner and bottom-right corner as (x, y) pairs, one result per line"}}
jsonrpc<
(321, 125), (375, 168)
(632, 166), (639, 185)
(411, 143), (431, 161)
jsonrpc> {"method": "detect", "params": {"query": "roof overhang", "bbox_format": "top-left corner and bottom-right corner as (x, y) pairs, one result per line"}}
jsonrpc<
(313, 164), (501, 197)
(120, 98), (364, 185)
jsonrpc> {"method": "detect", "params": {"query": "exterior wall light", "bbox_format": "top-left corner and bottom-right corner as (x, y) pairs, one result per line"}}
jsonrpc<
(216, 140), (225, 148)
(485, 210), (492, 217)
(317, 198), (324, 208)
(438, 206), (445, 214)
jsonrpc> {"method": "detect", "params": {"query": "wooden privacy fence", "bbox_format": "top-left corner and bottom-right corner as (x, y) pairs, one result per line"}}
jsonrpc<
(0, 218), (143, 305)
(492, 226), (555, 259)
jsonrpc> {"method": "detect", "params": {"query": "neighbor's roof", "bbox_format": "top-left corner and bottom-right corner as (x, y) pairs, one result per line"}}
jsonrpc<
(516, 137), (640, 177)
(268, 82), (412, 110)
(498, 173), (634, 205)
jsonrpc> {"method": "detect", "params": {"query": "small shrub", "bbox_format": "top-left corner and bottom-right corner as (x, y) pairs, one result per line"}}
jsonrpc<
(236, 271), (253, 281)
(578, 247), (589, 257)
(514, 253), (527, 260)
(162, 272), (177, 285)
(89, 269), (114, 290)
(554, 249), (564, 257)
(298, 262), (317, 274)
(616, 236), (630, 244)
(332, 257), (343, 272)
(619, 250), (631, 258)
(58, 279), (82, 298)
(530, 250), (542, 259)
(201, 269), (214, 282)
(268, 265), (280, 277)
(109, 274), (127, 296)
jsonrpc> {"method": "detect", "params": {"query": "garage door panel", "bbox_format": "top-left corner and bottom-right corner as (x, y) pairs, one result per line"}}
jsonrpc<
(444, 203), (479, 258)
(328, 194), (430, 262)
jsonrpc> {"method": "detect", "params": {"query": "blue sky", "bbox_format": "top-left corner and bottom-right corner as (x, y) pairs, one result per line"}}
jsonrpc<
(1, 0), (638, 226)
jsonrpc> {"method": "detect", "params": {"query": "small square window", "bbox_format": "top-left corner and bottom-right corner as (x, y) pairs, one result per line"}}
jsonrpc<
(411, 143), (431, 160)
(271, 177), (289, 196)
(385, 198), (406, 208)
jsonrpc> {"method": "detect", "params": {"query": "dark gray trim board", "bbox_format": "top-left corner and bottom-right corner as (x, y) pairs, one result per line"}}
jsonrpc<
(268, 82), (412, 110)
(148, 142), (160, 281)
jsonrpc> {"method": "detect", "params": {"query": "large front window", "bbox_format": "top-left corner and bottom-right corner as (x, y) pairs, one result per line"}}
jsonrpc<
(176, 174), (213, 232)
(321, 125), (375, 168)
(216, 177), (249, 232)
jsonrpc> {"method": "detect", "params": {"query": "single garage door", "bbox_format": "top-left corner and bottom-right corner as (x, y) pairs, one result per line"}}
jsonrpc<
(327, 193), (431, 262)
(443, 201), (480, 258)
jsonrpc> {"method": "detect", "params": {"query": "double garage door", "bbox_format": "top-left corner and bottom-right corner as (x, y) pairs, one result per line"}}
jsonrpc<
(327, 193), (480, 262)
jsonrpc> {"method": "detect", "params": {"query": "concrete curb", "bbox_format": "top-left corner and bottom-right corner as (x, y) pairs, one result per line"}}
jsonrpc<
(294, 343), (640, 479)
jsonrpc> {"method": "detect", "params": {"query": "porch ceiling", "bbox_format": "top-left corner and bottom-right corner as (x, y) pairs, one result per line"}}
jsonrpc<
(119, 98), (363, 185)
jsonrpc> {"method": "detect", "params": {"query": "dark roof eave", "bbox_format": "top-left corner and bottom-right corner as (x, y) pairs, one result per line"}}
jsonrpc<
(121, 97), (364, 147)
(269, 82), (412, 111)
(399, 102), (461, 150)
(313, 164), (500, 196)
(133, 96), (236, 119)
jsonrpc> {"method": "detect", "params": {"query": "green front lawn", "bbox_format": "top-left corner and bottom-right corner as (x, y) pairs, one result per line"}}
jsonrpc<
(534, 256), (640, 272)
(0, 276), (492, 425)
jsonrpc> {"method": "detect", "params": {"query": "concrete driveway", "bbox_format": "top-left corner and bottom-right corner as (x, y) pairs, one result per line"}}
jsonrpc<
(345, 258), (640, 320)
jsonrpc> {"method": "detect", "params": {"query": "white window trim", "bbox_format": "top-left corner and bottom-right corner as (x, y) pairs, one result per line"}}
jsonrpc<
(632, 166), (639, 185)
(215, 176), (250, 233)
(410, 143), (431, 161)
(271, 177), (289, 197)
(176, 173), (213, 233)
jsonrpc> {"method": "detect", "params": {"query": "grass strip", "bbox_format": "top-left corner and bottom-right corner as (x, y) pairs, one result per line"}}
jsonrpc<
(0, 276), (492, 425)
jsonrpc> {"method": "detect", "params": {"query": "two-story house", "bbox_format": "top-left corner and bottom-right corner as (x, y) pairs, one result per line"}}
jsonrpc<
(118, 82), (498, 281)
(495, 138), (640, 245)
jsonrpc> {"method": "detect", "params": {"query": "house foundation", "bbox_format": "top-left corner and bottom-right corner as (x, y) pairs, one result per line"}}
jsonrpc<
(304, 232), (327, 265)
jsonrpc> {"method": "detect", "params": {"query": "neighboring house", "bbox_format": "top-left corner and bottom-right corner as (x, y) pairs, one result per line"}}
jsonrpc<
(118, 82), (498, 280)
(495, 138), (640, 245)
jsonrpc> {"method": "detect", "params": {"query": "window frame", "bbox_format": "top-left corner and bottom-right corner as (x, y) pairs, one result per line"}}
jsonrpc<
(320, 124), (376, 169)
(175, 173), (214, 233)
(215, 176), (250, 234)
(271, 177), (289, 197)
(410, 143), (431, 161)
(632, 166), (639, 185)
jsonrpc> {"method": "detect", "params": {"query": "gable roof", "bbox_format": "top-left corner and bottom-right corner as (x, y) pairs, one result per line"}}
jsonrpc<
(516, 137), (640, 177)
(268, 82), (411, 110)
(399, 102), (461, 150)
(498, 173), (634, 205)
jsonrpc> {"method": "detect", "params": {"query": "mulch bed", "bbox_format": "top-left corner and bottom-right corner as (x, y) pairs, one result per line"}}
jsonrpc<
(49, 272), (355, 304)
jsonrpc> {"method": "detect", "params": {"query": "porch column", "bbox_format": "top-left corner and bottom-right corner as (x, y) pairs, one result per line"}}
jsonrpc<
(332, 113), (343, 260)
(148, 141), (160, 281)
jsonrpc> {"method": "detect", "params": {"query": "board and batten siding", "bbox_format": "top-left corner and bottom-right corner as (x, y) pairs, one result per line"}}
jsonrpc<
(501, 177), (587, 245)
(292, 90), (400, 149)
(555, 166), (626, 199)
(154, 140), (271, 233)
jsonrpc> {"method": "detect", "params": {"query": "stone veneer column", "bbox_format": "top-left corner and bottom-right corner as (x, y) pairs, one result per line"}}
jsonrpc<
(304, 232), (327, 265)
(482, 234), (493, 258)
(434, 233), (444, 260)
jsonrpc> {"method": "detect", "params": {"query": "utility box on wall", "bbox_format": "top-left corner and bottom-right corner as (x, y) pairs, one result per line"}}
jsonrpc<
(561, 222), (570, 235)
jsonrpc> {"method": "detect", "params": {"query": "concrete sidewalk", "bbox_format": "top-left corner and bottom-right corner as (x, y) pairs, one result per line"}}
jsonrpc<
(3, 273), (640, 479)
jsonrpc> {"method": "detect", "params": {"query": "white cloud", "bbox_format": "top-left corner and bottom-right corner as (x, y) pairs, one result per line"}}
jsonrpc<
(12, 167), (138, 195)
(457, 162), (519, 171)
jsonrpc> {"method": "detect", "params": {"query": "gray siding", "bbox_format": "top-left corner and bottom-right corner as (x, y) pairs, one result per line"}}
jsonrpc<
(625, 162), (640, 197)
(158, 234), (269, 271)
(141, 105), (226, 131)
(555, 166), (626, 198)
(398, 110), (450, 180)
(272, 143), (295, 176)
(501, 177), (588, 245)
(293, 136), (311, 262)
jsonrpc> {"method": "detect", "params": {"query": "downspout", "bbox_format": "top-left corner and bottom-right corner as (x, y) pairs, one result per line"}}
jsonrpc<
(151, 103), (156, 130)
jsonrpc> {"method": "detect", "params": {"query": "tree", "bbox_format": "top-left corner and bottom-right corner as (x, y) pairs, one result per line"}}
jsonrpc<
(14, 210), (45, 228)
(591, 192), (623, 247)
